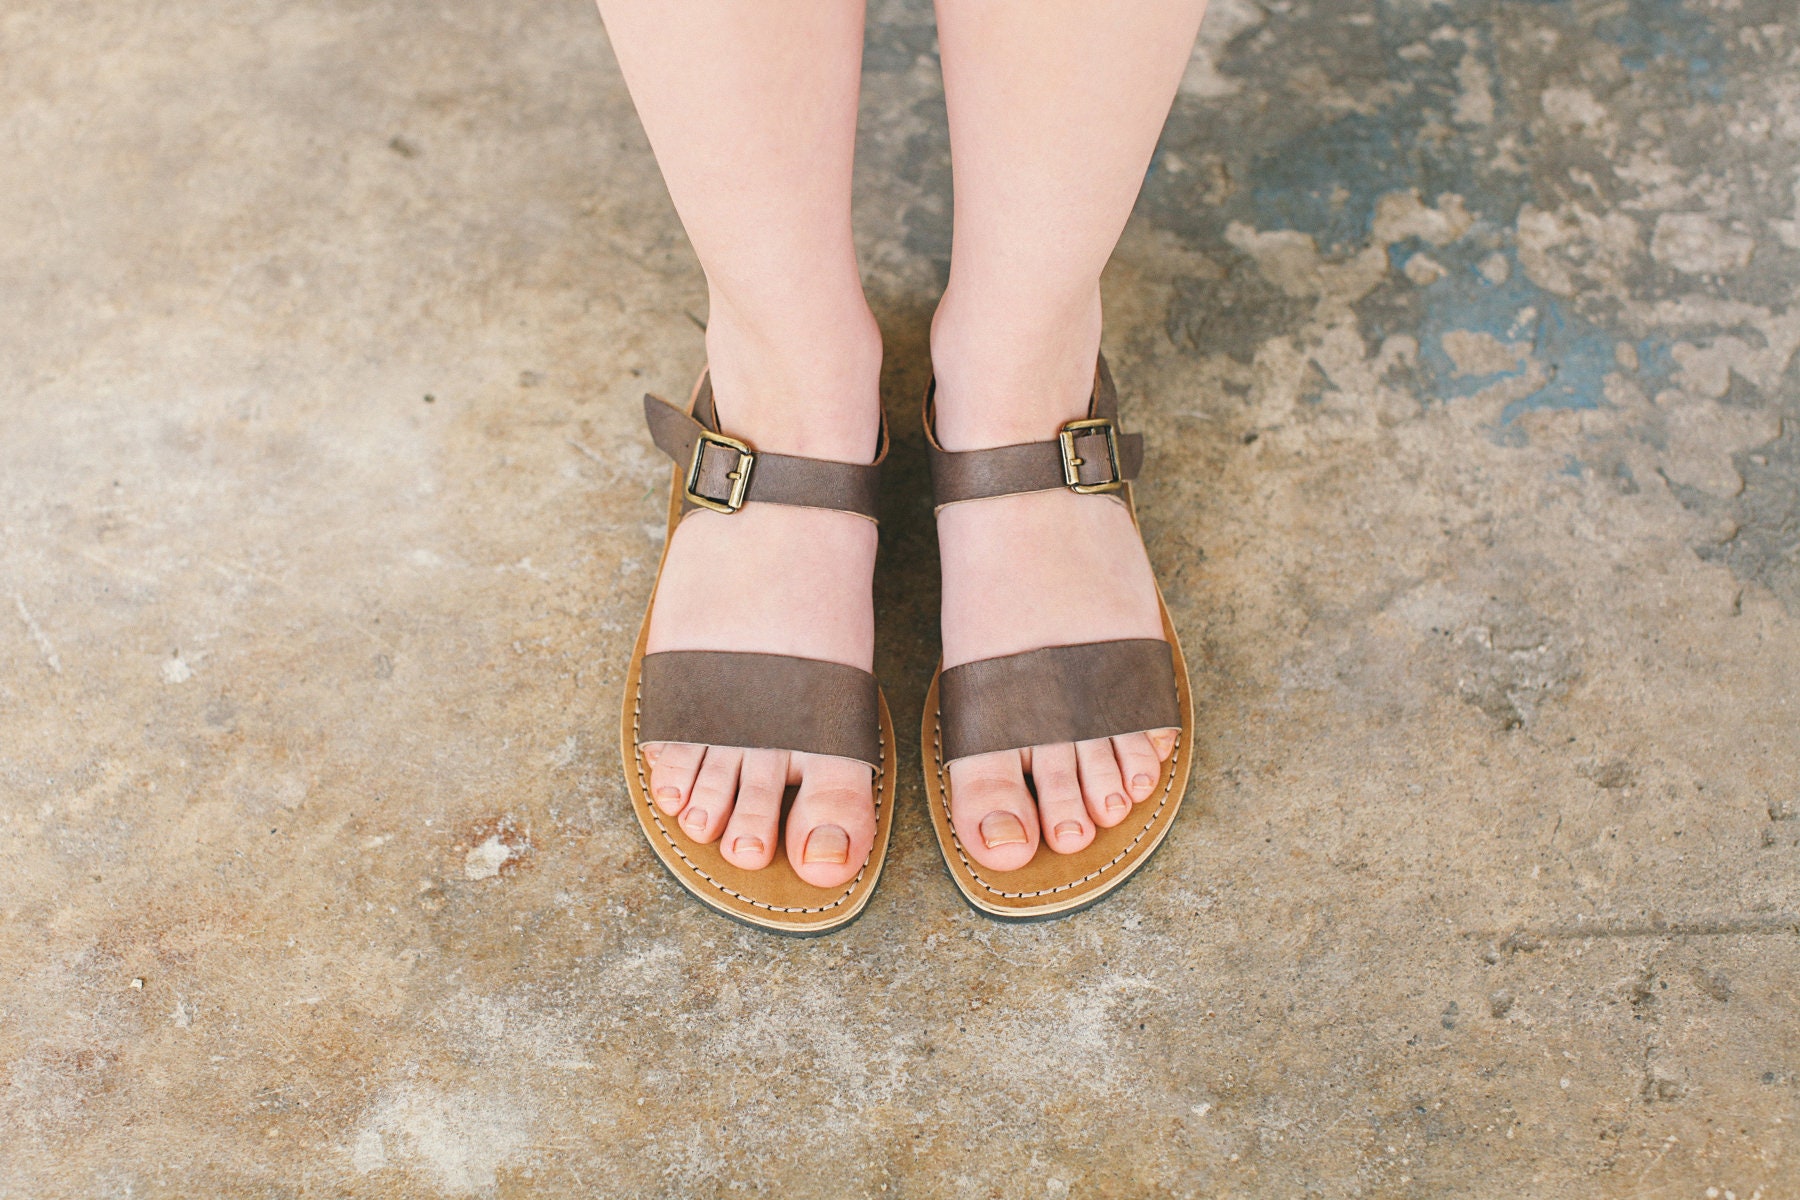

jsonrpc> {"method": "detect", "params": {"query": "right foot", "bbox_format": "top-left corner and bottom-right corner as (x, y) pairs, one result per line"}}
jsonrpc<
(640, 319), (885, 889)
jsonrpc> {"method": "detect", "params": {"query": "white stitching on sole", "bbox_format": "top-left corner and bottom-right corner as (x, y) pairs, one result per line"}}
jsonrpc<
(930, 701), (1179, 900)
(631, 677), (885, 916)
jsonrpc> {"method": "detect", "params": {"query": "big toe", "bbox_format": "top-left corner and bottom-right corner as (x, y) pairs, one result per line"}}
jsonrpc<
(784, 754), (876, 889)
(948, 750), (1039, 872)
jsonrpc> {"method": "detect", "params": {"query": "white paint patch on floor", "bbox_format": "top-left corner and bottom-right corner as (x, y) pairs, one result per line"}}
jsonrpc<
(14, 594), (60, 674)
(1651, 212), (1756, 275)
(1453, 49), (1495, 126)
(464, 835), (514, 881)
(351, 1084), (535, 1193)
(351, 1127), (387, 1174)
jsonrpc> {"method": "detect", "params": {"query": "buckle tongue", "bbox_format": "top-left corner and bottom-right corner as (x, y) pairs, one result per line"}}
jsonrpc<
(684, 430), (756, 513)
(1057, 418), (1123, 495)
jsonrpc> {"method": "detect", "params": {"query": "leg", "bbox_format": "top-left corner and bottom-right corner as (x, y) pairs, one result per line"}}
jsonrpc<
(599, 0), (880, 885)
(931, 0), (1206, 869)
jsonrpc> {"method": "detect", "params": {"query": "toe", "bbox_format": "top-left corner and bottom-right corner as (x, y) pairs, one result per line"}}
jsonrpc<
(720, 748), (788, 869)
(1113, 732), (1162, 804)
(1030, 742), (1093, 854)
(678, 747), (740, 844)
(784, 754), (877, 889)
(948, 750), (1039, 872)
(1074, 736), (1131, 829)
(1149, 728), (1178, 763)
(647, 742), (705, 815)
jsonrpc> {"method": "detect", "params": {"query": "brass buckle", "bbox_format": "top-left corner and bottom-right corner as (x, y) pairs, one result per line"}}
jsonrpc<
(1058, 418), (1123, 494)
(684, 430), (755, 513)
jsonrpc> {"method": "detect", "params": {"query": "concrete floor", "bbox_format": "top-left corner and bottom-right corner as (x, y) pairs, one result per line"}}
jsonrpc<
(3, 0), (1797, 1194)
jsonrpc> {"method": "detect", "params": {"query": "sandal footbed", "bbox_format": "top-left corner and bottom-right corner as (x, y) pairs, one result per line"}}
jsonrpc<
(620, 379), (896, 936)
(921, 491), (1195, 922)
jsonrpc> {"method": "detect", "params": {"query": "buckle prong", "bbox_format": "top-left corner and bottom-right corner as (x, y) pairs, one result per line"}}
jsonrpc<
(1058, 418), (1123, 494)
(684, 431), (756, 513)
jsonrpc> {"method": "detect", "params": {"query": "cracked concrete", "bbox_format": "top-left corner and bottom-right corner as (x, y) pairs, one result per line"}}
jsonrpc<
(2, 0), (1797, 1195)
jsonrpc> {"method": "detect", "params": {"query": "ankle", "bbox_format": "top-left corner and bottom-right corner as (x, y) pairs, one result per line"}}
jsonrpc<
(928, 285), (1104, 451)
(703, 293), (884, 464)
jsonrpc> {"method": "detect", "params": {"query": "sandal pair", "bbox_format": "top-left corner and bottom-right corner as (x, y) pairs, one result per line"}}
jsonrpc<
(621, 357), (1193, 934)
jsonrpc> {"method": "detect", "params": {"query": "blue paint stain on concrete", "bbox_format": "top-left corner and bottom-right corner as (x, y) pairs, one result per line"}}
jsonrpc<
(1495, 297), (1620, 425)
(1597, 0), (1726, 99)
(1236, 17), (1602, 427)
(1248, 113), (1527, 258)
(1246, 16), (1530, 256)
(1250, 115), (1410, 255)
(1403, 244), (1617, 422)
(1633, 335), (1681, 397)
(1184, 0), (1732, 439)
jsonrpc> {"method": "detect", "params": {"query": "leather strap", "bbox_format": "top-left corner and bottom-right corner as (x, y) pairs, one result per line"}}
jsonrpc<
(926, 354), (1144, 508)
(645, 374), (886, 520)
(639, 650), (882, 766)
(938, 638), (1179, 762)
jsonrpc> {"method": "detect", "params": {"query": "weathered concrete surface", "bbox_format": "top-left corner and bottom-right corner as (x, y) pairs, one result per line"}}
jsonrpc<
(3, 0), (1797, 1195)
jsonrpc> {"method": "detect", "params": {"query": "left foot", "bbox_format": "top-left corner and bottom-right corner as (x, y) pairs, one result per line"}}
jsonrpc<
(930, 303), (1177, 872)
(936, 483), (1177, 871)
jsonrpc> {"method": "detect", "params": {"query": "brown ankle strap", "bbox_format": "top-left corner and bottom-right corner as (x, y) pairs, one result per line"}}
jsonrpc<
(645, 373), (887, 520)
(938, 638), (1179, 762)
(924, 354), (1144, 509)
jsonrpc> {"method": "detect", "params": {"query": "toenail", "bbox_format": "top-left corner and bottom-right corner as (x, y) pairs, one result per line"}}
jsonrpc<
(681, 807), (707, 832)
(1132, 773), (1155, 795)
(980, 812), (1028, 849)
(1054, 821), (1084, 842)
(655, 786), (680, 801)
(1105, 793), (1128, 814)
(802, 825), (849, 865)
(732, 836), (763, 857)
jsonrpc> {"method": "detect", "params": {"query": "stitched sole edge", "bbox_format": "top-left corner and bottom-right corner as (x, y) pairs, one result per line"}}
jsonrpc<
(919, 488), (1196, 921)
(922, 614), (1192, 923)
(627, 671), (895, 936)
(927, 689), (1182, 906)
(618, 399), (895, 936)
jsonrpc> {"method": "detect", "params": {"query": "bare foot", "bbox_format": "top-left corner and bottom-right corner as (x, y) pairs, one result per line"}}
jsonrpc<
(936, 487), (1177, 871)
(640, 316), (883, 888)
(931, 300), (1176, 872)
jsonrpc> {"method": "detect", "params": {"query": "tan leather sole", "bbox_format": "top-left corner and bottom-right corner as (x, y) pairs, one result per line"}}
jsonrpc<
(620, 385), (896, 937)
(922, 500), (1195, 922)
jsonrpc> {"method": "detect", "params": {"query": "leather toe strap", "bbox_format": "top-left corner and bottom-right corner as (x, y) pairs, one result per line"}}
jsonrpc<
(638, 650), (882, 767)
(937, 638), (1179, 763)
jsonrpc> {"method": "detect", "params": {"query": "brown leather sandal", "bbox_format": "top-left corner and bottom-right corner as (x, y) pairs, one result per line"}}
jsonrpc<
(921, 355), (1195, 921)
(621, 371), (897, 935)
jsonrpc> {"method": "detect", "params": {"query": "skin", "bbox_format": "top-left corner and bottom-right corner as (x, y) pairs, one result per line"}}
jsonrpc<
(597, 0), (1208, 881)
(930, 0), (1207, 867)
(598, 0), (882, 888)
